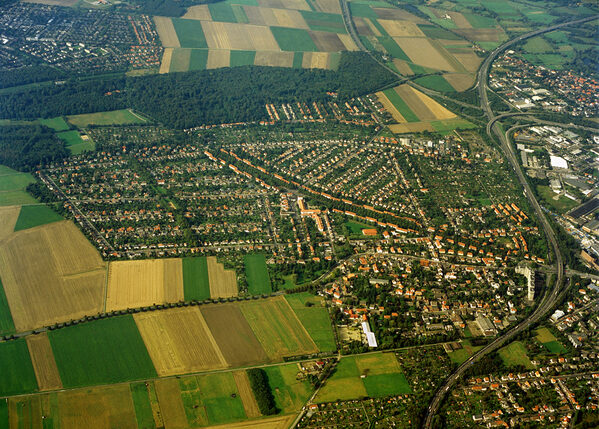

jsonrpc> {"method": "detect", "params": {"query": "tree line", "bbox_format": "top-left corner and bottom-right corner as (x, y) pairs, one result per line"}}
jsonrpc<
(0, 125), (69, 171)
(246, 368), (278, 415)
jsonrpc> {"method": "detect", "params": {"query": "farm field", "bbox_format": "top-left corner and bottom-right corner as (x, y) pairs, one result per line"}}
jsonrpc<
(0, 166), (36, 206)
(285, 293), (336, 352)
(134, 307), (227, 376)
(106, 258), (184, 311)
(244, 253), (272, 294)
(183, 256), (211, 300)
(48, 315), (157, 387)
(263, 363), (313, 413)
(39, 116), (70, 131)
(206, 255), (238, 298)
(0, 220), (105, 332)
(56, 130), (94, 154)
(0, 278), (15, 336)
(0, 339), (38, 396)
(240, 296), (318, 360)
(498, 341), (534, 369)
(26, 333), (63, 391)
(315, 352), (411, 402)
(234, 371), (261, 418)
(67, 109), (147, 128)
(13, 204), (63, 231)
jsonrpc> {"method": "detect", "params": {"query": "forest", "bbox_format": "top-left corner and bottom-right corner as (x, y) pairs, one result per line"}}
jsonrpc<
(0, 125), (69, 171)
(0, 53), (397, 129)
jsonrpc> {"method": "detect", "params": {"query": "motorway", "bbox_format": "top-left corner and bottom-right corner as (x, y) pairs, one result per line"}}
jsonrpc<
(422, 14), (598, 429)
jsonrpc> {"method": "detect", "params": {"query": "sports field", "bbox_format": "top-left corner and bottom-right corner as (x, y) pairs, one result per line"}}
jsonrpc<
(13, 204), (63, 231)
(49, 315), (157, 387)
(67, 110), (147, 128)
(285, 292), (336, 352)
(244, 253), (272, 294)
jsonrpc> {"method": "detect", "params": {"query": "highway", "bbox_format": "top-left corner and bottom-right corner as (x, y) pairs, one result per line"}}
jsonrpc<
(422, 14), (598, 429)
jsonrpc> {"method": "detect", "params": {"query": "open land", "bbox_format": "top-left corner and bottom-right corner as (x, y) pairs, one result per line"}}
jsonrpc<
(206, 256), (238, 298)
(26, 332), (63, 391)
(67, 110), (147, 128)
(244, 253), (272, 295)
(234, 371), (261, 418)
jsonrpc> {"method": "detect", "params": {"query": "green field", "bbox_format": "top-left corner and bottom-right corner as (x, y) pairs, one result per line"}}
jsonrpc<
(208, 2), (239, 22)
(544, 340), (567, 354)
(0, 339), (38, 396)
(244, 254), (272, 295)
(230, 50), (256, 67)
(414, 75), (455, 92)
(536, 327), (567, 354)
(0, 399), (7, 429)
(316, 353), (411, 402)
(345, 220), (375, 234)
(56, 130), (95, 154)
(49, 315), (157, 388)
(431, 118), (476, 133)
(173, 18), (209, 48)
(182, 256), (211, 301)
(13, 205), (63, 231)
(189, 49), (210, 71)
(39, 117), (70, 131)
(417, 24), (462, 40)
(523, 36), (553, 53)
(0, 278), (15, 336)
(498, 341), (533, 369)
(463, 13), (497, 29)
(67, 109), (147, 128)
(447, 340), (482, 365)
(536, 185), (578, 213)
(0, 168), (34, 192)
(349, 3), (378, 19)
(130, 382), (156, 429)
(263, 363), (313, 413)
(383, 88), (419, 122)
(285, 293), (336, 352)
(271, 27), (318, 52)
(378, 36), (409, 60)
(484, 1), (519, 15)
(0, 190), (37, 206)
(301, 11), (346, 33)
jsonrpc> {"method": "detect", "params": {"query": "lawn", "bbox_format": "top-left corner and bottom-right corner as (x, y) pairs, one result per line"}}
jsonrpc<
(447, 340), (482, 365)
(183, 256), (211, 301)
(383, 88), (419, 122)
(67, 109), (147, 128)
(498, 341), (534, 369)
(230, 50), (256, 67)
(523, 36), (553, 53)
(13, 205), (63, 231)
(544, 341), (567, 354)
(264, 364), (313, 413)
(536, 185), (578, 214)
(431, 119), (476, 133)
(285, 293), (336, 352)
(49, 315), (157, 388)
(0, 278), (15, 336)
(345, 220), (374, 234)
(414, 75), (455, 92)
(40, 117), (70, 131)
(244, 254), (272, 295)
(535, 327), (557, 343)
(172, 18), (208, 49)
(208, 2), (239, 22)
(363, 373), (412, 397)
(130, 382), (156, 429)
(271, 27), (318, 52)
(0, 339), (38, 396)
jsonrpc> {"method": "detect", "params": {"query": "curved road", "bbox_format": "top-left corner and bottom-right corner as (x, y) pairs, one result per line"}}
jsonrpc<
(422, 14), (598, 428)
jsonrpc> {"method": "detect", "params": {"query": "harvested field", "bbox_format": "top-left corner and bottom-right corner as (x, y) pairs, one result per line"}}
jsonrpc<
(447, 11), (471, 28)
(453, 52), (482, 72)
(392, 59), (414, 75)
(378, 20), (424, 37)
(254, 51), (294, 67)
(169, 48), (192, 72)
(134, 307), (227, 376)
(26, 333), (62, 391)
(259, 0), (311, 11)
(206, 256), (238, 298)
(314, 0), (341, 14)
(160, 48), (174, 74)
(444, 73), (475, 91)
(234, 371), (261, 418)
(394, 37), (455, 71)
(202, 21), (280, 50)
(273, 8), (308, 28)
(240, 296), (318, 360)
(155, 16), (181, 48)
(58, 385), (138, 429)
(183, 4), (212, 20)
(410, 86), (456, 119)
(0, 220), (105, 332)
(106, 258), (183, 312)
(302, 52), (329, 68)
(155, 379), (189, 429)
(365, 18), (382, 36)
(201, 304), (268, 367)
(0, 205), (19, 240)
(244, 6), (268, 26)
(205, 415), (295, 429)
(338, 33), (358, 50)
(376, 92), (406, 123)
(389, 122), (434, 133)
(207, 49), (231, 68)
(373, 7), (426, 23)
(310, 31), (345, 51)
(395, 85), (437, 120)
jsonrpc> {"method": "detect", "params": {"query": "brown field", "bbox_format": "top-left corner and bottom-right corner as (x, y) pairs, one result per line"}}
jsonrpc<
(58, 385), (138, 429)
(447, 11), (472, 28)
(23, 0), (78, 6)
(207, 49), (231, 68)
(302, 52), (329, 69)
(0, 220), (105, 332)
(206, 415), (295, 429)
(338, 33), (358, 51)
(376, 92), (406, 123)
(244, 6), (268, 26)
(444, 73), (476, 91)
(239, 296), (318, 360)
(254, 51), (294, 67)
(365, 18), (382, 36)
(202, 21), (280, 51)
(106, 258), (183, 312)
(159, 47), (174, 74)
(154, 379), (189, 429)
(389, 122), (434, 133)
(314, 0), (341, 14)
(378, 19), (424, 37)
(394, 37), (455, 71)
(373, 7), (427, 23)
(134, 307), (227, 376)
(206, 256), (238, 298)
(182, 4), (212, 20)
(410, 86), (457, 120)
(453, 52), (482, 72)
(0, 205), (19, 241)
(395, 85), (438, 121)
(201, 304), (269, 367)
(310, 31), (345, 51)
(258, 0), (311, 11)
(353, 17), (374, 36)
(169, 48), (192, 72)
(27, 333), (63, 391)
(234, 371), (261, 418)
(455, 28), (505, 42)
(154, 16), (181, 48)
(273, 8), (308, 28)
(392, 59), (414, 75)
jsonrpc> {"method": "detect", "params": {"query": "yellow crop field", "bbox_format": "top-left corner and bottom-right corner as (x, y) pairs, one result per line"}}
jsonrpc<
(159, 48), (174, 74)
(376, 92), (406, 123)
(0, 205), (19, 240)
(26, 333), (62, 391)
(453, 52), (482, 72)
(254, 51), (294, 67)
(155, 379), (189, 429)
(444, 73), (475, 91)
(182, 4), (212, 20)
(207, 49), (231, 69)
(378, 20), (424, 37)
(394, 38), (455, 71)
(389, 123), (434, 133)
(392, 59), (414, 75)
(106, 258), (183, 312)
(233, 371), (261, 418)
(273, 8), (308, 28)
(154, 16), (181, 48)
(302, 52), (330, 69)
(0, 220), (105, 332)
(372, 7), (427, 23)
(410, 86), (457, 120)
(338, 34), (359, 51)
(314, 0), (341, 14)
(202, 22), (280, 51)
(207, 415), (295, 429)
(134, 307), (227, 376)
(206, 256), (238, 298)
(258, 0), (311, 11)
